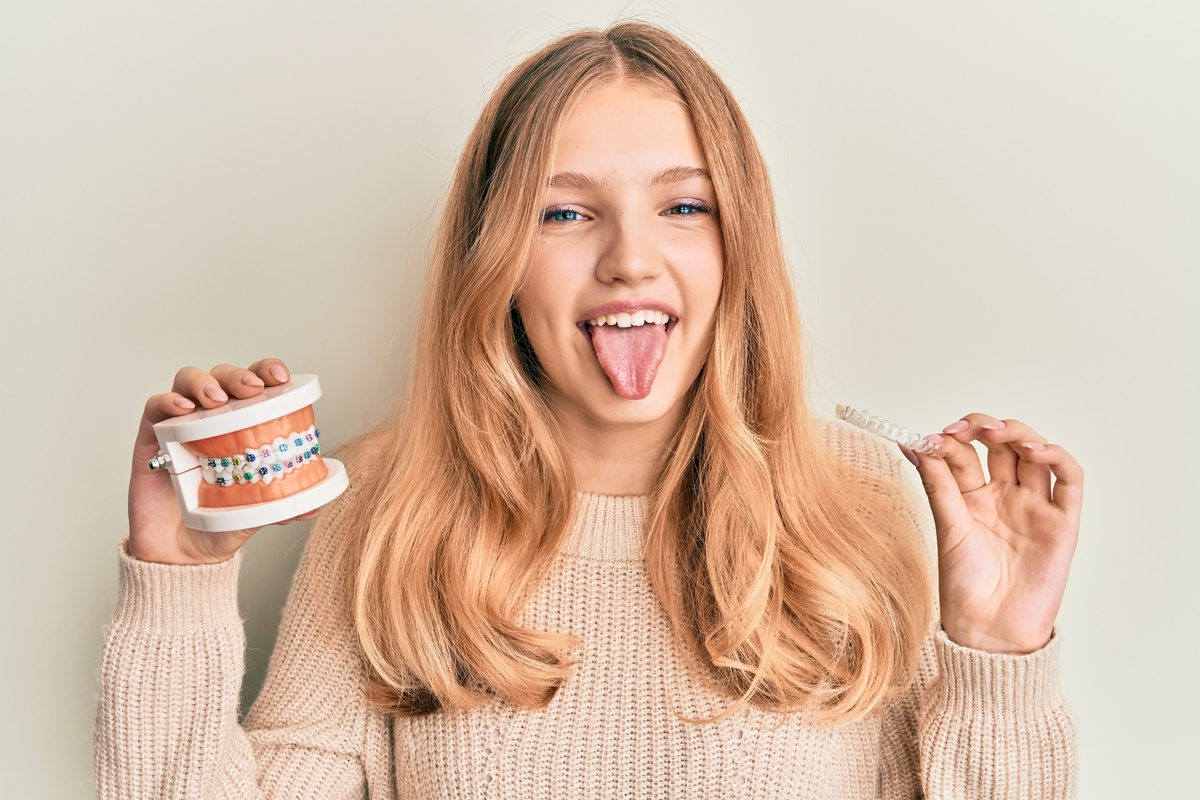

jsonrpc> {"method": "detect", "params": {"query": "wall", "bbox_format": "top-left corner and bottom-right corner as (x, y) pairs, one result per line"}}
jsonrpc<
(2, 1), (1196, 796)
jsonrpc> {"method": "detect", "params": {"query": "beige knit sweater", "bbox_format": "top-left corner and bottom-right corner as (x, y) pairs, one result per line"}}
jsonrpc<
(94, 423), (1076, 798)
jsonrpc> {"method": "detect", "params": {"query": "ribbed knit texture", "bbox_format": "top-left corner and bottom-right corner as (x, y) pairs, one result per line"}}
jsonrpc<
(94, 422), (1076, 798)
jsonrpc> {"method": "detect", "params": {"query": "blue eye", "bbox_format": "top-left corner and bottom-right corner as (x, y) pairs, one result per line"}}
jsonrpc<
(664, 201), (712, 216)
(542, 207), (585, 223)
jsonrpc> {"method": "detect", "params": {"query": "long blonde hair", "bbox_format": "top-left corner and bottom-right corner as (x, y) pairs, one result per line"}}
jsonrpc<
(333, 22), (933, 725)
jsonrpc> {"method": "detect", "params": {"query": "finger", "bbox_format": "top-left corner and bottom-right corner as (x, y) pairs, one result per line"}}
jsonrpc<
(136, 392), (197, 447)
(133, 392), (199, 467)
(927, 431), (987, 494)
(1012, 443), (1053, 502)
(1023, 443), (1084, 517)
(998, 420), (1053, 502)
(172, 366), (229, 409)
(142, 392), (198, 427)
(269, 508), (321, 527)
(905, 444), (975, 552)
(275, 511), (319, 526)
(949, 413), (1020, 485)
(210, 363), (267, 400)
(969, 416), (1052, 500)
(246, 357), (291, 386)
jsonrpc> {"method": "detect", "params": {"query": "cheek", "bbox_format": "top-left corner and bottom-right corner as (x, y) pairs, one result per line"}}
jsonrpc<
(522, 251), (574, 316)
(676, 241), (724, 317)
(515, 291), (572, 373)
(520, 276), (564, 319)
(520, 246), (593, 336)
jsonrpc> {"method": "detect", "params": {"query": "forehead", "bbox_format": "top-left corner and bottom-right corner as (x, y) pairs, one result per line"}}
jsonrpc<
(550, 80), (708, 179)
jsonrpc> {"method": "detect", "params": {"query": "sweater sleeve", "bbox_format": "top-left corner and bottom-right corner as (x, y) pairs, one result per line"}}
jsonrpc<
(93, 481), (395, 799)
(925, 626), (1075, 798)
(878, 621), (1076, 799)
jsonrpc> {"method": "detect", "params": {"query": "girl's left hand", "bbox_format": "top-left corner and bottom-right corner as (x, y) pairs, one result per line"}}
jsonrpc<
(901, 413), (1084, 654)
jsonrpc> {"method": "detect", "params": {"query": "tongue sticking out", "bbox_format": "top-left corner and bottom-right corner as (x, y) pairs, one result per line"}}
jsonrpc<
(590, 323), (668, 400)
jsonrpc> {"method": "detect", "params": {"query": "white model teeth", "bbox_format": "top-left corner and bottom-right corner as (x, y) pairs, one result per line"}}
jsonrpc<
(588, 310), (671, 327)
(200, 426), (322, 486)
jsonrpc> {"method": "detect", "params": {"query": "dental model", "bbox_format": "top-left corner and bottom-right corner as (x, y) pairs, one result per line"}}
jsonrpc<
(148, 374), (349, 531)
(835, 404), (944, 457)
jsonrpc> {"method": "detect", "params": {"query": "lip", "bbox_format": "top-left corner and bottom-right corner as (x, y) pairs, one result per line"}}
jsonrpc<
(577, 298), (680, 325)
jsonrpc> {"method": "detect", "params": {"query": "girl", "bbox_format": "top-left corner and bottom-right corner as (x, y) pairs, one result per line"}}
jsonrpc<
(97, 22), (1081, 799)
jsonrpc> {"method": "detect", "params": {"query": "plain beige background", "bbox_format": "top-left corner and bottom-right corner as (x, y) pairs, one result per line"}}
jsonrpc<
(2, 1), (1196, 796)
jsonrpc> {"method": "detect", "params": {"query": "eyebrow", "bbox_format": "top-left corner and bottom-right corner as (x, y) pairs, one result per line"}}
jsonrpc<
(652, 165), (712, 186)
(548, 165), (712, 190)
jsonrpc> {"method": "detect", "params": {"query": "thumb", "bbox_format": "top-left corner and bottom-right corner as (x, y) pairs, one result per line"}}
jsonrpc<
(899, 444), (973, 549)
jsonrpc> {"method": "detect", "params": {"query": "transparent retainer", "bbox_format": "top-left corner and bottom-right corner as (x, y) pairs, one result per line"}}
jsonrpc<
(835, 404), (943, 456)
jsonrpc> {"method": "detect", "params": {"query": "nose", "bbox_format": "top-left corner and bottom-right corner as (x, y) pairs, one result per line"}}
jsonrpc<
(594, 218), (662, 285)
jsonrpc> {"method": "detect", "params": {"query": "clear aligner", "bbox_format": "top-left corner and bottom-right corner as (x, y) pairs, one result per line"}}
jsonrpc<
(835, 405), (942, 457)
(199, 425), (322, 487)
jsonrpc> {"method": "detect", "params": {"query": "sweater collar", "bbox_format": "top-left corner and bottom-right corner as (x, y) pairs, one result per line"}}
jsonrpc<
(562, 491), (650, 561)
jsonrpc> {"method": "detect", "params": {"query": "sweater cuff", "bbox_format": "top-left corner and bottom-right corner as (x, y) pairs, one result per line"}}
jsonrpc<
(114, 539), (244, 636)
(932, 625), (1064, 719)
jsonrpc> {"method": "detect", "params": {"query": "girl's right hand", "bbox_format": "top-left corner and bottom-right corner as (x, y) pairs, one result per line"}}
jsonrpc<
(127, 358), (316, 565)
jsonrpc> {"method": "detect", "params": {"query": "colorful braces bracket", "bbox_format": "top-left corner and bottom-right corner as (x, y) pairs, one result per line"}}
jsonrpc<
(199, 425), (322, 486)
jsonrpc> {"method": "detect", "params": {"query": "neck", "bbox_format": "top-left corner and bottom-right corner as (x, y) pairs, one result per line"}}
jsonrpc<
(553, 400), (686, 497)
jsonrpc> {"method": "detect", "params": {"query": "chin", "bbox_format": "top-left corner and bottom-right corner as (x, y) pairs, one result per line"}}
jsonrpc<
(566, 373), (696, 429)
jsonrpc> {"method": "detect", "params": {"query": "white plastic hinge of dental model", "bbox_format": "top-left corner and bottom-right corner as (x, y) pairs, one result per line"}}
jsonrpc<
(199, 425), (322, 486)
(835, 405), (942, 456)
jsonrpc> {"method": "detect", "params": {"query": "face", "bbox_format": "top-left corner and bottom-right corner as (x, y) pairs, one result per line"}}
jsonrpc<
(514, 80), (724, 433)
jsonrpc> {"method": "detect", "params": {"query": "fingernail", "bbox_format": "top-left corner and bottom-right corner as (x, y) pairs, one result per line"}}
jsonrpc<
(981, 420), (1007, 431)
(943, 420), (969, 434)
(204, 383), (228, 402)
(270, 365), (289, 382)
(173, 397), (196, 410)
(1021, 442), (1046, 451)
(902, 448), (920, 468)
(924, 433), (945, 445)
(241, 374), (265, 387)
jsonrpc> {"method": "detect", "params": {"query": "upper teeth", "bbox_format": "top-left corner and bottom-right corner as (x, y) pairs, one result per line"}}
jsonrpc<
(587, 310), (672, 328)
